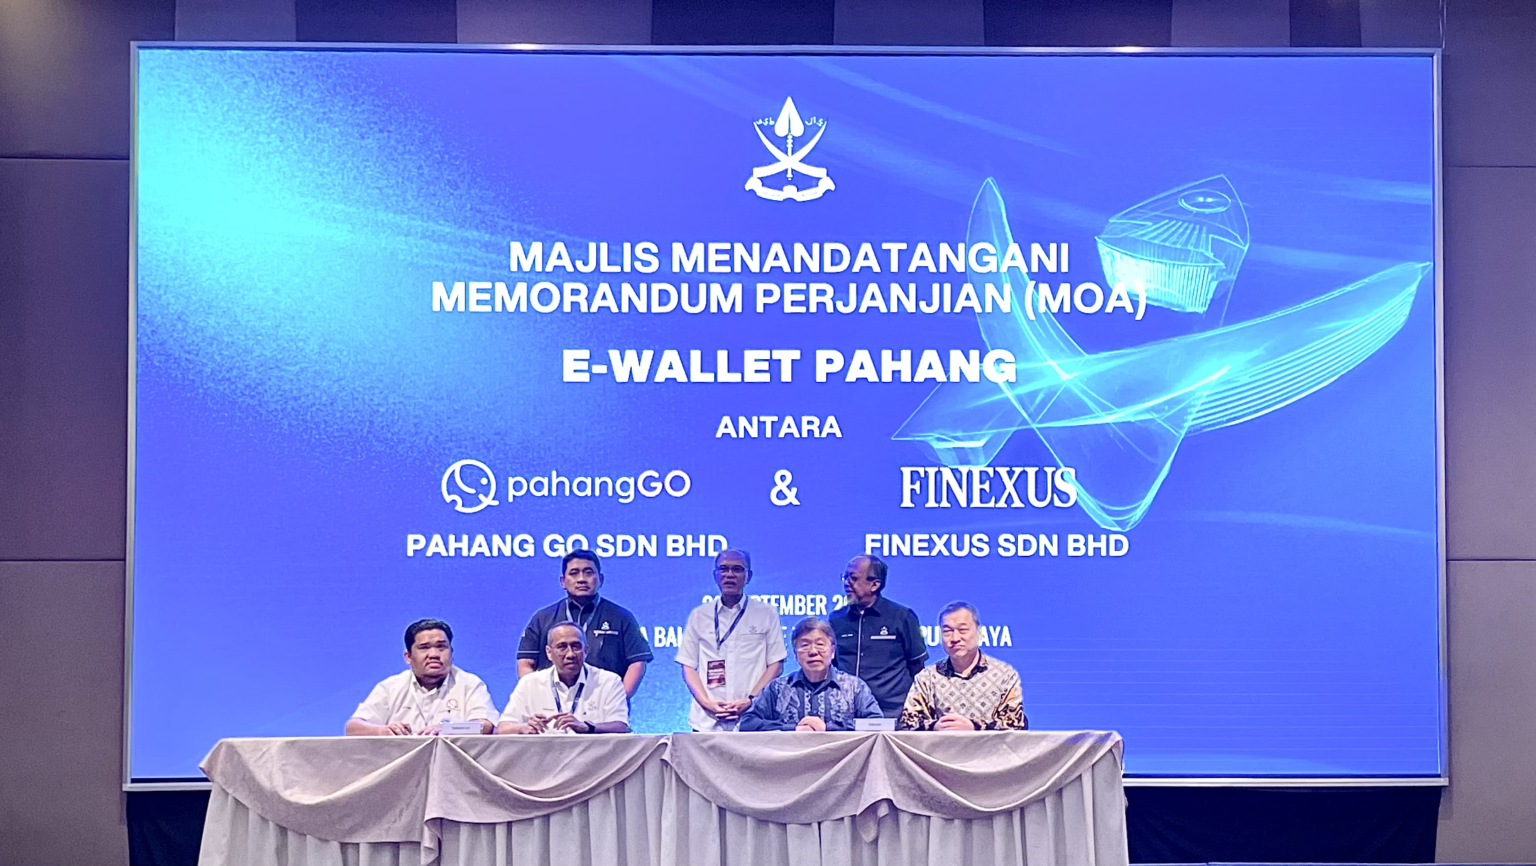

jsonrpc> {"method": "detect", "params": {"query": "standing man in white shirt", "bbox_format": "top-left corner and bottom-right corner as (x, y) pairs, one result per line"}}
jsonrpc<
(346, 619), (499, 735)
(676, 549), (787, 731)
(499, 623), (630, 734)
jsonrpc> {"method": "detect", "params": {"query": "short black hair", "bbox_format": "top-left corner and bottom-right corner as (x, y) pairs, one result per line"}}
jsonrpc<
(562, 549), (602, 574)
(405, 618), (453, 649)
(938, 601), (980, 625)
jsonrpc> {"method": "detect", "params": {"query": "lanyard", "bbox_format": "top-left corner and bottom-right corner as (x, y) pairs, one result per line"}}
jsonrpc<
(565, 598), (597, 631)
(552, 672), (587, 715)
(714, 600), (748, 648)
(408, 676), (454, 724)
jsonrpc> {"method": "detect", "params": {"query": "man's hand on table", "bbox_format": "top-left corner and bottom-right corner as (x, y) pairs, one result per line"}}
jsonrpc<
(795, 716), (827, 732)
(934, 713), (979, 732)
(549, 713), (589, 732)
(385, 722), (415, 736)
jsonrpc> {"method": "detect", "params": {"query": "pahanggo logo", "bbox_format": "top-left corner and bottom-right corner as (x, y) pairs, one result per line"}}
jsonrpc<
(441, 459), (499, 514)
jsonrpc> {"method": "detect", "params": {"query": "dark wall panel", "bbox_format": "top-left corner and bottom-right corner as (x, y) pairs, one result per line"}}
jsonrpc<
(456, 0), (651, 44)
(984, 0), (1174, 47)
(1359, 0), (1443, 46)
(1442, 167), (1536, 561)
(0, 0), (173, 158)
(1443, 0), (1536, 167)
(833, 0), (985, 45)
(0, 562), (127, 866)
(1171, 0), (1290, 46)
(295, 0), (456, 42)
(1438, 561), (1536, 861)
(651, 0), (835, 45)
(0, 159), (128, 562)
(1289, 0), (1363, 46)
(176, 0), (296, 41)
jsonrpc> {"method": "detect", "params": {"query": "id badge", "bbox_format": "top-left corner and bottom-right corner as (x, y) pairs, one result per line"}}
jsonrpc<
(706, 659), (727, 688)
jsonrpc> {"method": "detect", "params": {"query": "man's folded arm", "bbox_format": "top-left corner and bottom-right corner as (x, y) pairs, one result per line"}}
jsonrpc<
(345, 684), (394, 735)
(902, 610), (929, 676)
(738, 684), (793, 731)
(345, 718), (392, 736)
(983, 680), (1028, 731)
(466, 679), (500, 734)
(829, 680), (883, 729)
(896, 678), (937, 731)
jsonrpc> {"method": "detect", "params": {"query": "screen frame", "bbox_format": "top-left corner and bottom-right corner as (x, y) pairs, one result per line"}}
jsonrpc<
(124, 41), (1446, 790)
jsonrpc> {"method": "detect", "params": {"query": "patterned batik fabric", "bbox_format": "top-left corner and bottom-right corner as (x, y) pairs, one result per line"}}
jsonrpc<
(748, 670), (877, 730)
(898, 654), (1029, 731)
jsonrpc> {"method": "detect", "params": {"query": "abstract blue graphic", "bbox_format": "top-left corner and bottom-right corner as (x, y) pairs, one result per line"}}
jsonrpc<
(894, 178), (1428, 531)
(1096, 176), (1250, 316)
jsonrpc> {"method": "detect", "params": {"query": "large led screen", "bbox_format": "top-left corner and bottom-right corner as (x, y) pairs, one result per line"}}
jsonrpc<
(131, 45), (1442, 780)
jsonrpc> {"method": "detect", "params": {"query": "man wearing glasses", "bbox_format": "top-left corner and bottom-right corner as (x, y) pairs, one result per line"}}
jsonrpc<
(676, 549), (787, 731)
(739, 617), (882, 731)
(516, 549), (653, 698)
(830, 554), (929, 717)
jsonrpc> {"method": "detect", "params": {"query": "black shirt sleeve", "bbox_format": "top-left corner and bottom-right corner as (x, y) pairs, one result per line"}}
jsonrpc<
(621, 608), (654, 663)
(517, 609), (546, 660)
(901, 607), (928, 675)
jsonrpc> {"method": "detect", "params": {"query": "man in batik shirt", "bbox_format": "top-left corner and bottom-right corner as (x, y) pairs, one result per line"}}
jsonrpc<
(899, 601), (1027, 731)
(740, 617), (882, 731)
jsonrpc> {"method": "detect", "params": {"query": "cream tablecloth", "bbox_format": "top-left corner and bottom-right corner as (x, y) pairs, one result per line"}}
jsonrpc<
(197, 731), (1126, 866)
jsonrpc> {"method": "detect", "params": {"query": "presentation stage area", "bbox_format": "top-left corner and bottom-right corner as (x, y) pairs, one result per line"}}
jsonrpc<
(130, 46), (1441, 783)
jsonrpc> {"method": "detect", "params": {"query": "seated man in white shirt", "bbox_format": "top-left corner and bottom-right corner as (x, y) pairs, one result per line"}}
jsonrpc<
(346, 618), (499, 735)
(498, 623), (630, 734)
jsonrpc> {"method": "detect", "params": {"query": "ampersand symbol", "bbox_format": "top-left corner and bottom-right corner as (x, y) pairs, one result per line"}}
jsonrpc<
(769, 470), (800, 506)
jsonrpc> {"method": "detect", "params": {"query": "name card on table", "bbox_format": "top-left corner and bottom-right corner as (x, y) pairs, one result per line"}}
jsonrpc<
(854, 718), (896, 732)
(440, 721), (484, 735)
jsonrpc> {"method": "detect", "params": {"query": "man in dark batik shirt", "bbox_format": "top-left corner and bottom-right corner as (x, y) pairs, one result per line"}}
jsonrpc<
(741, 617), (882, 731)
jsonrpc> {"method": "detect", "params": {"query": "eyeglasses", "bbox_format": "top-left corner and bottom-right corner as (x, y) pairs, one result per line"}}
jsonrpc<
(714, 564), (748, 575)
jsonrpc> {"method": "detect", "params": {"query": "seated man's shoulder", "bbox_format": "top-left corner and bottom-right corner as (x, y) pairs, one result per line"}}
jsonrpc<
(590, 665), (626, 689)
(524, 600), (561, 626)
(376, 668), (414, 687)
(452, 667), (489, 688)
(600, 598), (643, 623)
(832, 670), (869, 690)
(911, 662), (944, 685)
(510, 667), (548, 693)
(982, 654), (1020, 677)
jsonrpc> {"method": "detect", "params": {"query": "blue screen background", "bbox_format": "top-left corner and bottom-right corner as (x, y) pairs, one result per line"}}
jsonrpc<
(132, 47), (1440, 779)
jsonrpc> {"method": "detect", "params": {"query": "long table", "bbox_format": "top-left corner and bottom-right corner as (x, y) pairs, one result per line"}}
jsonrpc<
(197, 730), (1127, 866)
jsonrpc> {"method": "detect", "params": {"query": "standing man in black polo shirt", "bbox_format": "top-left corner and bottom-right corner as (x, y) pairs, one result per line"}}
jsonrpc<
(517, 549), (654, 698)
(830, 554), (928, 717)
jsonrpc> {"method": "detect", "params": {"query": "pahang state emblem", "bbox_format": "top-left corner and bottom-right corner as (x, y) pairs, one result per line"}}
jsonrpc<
(745, 97), (835, 202)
